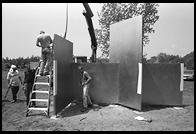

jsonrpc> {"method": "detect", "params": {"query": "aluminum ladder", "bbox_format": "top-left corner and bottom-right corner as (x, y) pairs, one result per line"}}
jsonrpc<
(26, 65), (52, 117)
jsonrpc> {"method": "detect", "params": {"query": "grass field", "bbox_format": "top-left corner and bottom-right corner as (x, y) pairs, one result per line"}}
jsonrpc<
(2, 70), (194, 131)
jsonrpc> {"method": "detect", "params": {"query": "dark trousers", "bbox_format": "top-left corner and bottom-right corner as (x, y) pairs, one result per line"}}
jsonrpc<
(10, 86), (19, 101)
(24, 83), (35, 106)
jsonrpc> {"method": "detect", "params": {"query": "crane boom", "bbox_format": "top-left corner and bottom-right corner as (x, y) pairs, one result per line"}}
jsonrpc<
(82, 3), (98, 62)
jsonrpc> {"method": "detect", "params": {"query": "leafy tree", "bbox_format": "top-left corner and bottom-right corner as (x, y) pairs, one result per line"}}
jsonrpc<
(147, 53), (183, 64)
(142, 53), (148, 63)
(96, 3), (159, 58)
(147, 56), (158, 63)
(183, 51), (194, 70)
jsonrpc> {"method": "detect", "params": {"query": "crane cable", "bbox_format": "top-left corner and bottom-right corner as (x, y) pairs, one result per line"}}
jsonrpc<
(64, 3), (68, 39)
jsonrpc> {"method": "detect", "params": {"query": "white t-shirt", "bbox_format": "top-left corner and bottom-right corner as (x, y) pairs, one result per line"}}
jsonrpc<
(7, 69), (20, 87)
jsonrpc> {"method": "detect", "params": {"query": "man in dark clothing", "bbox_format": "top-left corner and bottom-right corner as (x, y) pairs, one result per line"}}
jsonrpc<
(23, 64), (36, 106)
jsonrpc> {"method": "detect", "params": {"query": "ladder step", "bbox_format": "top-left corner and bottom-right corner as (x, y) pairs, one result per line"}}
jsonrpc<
(36, 75), (50, 78)
(30, 99), (48, 102)
(28, 107), (48, 111)
(32, 91), (49, 94)
(34, 82), (50, 86)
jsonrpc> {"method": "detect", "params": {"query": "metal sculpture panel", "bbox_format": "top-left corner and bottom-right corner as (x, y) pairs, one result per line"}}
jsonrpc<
(53, 34), (73, 115)
(110, 16), (143, 110)
(142, 64), (183, 106)
(72, 63), (120, 104)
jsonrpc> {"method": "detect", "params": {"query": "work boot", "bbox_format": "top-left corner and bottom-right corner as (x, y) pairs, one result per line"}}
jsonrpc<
(81, 107), (88, 112)
(43, 72), (50, 76)
(88, 104), (93, 108)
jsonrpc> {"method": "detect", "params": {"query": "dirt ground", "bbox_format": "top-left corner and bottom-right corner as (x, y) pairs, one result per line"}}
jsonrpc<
(2, 70), (194, 131)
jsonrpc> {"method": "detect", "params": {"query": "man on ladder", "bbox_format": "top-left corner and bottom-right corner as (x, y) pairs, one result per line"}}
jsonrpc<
(36, 30), (53, 76)
(25, 31), (53, 117)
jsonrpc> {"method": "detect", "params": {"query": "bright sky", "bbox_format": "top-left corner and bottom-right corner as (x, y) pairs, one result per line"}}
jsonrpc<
(2, 3), (194, 59)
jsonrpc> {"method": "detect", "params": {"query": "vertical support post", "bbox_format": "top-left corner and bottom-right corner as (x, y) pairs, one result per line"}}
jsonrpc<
(180, 63), (184, 92)
(63, 3), (68, 39)
(137, 63), (142, 95)
(53, 60), (57, 116)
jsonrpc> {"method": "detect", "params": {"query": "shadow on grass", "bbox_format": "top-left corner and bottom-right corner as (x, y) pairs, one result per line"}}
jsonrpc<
(16, 99), (26, 103)
(26, 112), (48, 117)
(107, 103), (192, 112)
(141, 104), (192, 112)
(2, 99), (10, 102)
(58, 101), (107, 118)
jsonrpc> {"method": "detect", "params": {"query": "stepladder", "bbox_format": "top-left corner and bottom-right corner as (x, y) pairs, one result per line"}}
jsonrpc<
(26, 64), (52, 117)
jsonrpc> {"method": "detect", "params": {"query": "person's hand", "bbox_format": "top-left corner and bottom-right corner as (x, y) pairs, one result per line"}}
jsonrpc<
(8, 84), (11, 88)
(21, 85), (25, 91)
(82, 82), (85, 86)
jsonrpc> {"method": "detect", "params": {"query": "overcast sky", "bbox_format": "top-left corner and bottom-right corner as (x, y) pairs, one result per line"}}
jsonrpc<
(2, 3), (194, 59)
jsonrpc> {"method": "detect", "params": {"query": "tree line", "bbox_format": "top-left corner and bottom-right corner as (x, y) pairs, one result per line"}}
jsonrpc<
(2, 55), (40, 70)
(2, 51), (194, 71)
(97, 51), (194, 70)
(143, 51), (194, 70)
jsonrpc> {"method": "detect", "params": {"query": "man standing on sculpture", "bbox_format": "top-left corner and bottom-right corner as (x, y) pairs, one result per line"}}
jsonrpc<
(36, 30), (53, 76)
(78, 66), (93, 112)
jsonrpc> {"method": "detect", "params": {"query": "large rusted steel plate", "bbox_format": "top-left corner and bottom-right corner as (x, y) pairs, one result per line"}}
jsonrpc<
(72, 63), (120, 104)
(53, 34), (73, 115)
(110, 16), (143, 110)
(142, 63), (183, 106)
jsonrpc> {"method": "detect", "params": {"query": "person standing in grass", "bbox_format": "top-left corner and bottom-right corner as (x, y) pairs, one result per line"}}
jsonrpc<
(7, 65), (22, 103)
(23, 63), (36, 106)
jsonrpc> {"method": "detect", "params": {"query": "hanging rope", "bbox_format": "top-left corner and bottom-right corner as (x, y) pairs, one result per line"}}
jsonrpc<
(64, 3), (68, 39)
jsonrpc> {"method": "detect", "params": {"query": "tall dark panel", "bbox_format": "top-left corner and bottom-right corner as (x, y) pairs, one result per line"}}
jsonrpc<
(142, 64), (183, 106)
(110, 16), (143, 110)
(72, 63), (83, 101)
(53, 34), (73, 115)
